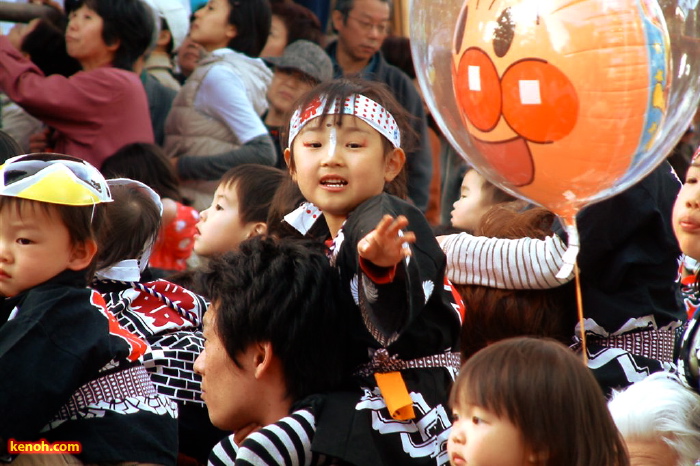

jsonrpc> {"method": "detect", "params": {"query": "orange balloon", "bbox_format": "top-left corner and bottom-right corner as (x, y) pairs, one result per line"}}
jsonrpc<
(451, 0), (670, 217)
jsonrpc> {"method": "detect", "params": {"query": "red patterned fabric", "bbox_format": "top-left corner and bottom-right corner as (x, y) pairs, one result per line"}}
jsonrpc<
(150, 201), (199, 272)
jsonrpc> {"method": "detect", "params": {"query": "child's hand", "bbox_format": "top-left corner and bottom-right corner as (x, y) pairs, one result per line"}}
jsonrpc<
(28, 128), (50, 153)
(358, 215), (416, 268)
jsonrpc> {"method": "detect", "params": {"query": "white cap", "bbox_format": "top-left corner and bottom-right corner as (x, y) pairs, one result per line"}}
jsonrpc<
(144, 0), (190, 51)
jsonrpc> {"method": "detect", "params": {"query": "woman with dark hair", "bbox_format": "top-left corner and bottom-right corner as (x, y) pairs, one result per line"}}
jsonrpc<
(0, 0), (154, 168)
(2, 16), (80, 152)
(260, 1), (324, 57)
(165, 0), (277, 211)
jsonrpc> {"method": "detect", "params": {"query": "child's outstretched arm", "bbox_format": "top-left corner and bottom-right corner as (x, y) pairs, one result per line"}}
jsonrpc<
(438, 232), (572, 290)
(358, 215), (417, 268)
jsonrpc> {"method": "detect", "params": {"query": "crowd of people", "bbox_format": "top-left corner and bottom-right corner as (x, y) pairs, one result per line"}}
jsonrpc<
(1, 0), (700, 465)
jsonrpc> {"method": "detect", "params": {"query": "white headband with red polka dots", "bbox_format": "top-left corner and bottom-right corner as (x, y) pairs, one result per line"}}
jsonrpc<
(288, 94), (401, 149)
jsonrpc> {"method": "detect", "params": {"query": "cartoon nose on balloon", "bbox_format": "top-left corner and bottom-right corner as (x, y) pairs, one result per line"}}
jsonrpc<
(454, 48), (578, 186)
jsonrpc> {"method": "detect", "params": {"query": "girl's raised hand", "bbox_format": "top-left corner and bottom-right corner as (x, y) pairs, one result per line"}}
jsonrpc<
(358, 215), (417, 268)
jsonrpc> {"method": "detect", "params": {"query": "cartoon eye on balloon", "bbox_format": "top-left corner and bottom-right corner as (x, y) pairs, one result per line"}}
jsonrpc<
(411, 0), (700, 357)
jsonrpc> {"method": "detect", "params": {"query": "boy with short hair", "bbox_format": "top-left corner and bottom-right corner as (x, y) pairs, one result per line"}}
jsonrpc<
(0, 154), (177, 464)
(194, 236), (348, 465)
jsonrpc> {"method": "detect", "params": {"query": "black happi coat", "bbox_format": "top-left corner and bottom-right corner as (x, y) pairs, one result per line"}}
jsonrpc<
(0, 270), (177, 464)
(300, 194), (463, 466)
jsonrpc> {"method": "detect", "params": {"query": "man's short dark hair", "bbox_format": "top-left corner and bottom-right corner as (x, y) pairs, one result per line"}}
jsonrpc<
(334, 0), (393, 22)
(199, 236), (348, 401)
(226, 0), (271, 57)
(78, 0), (155, 70)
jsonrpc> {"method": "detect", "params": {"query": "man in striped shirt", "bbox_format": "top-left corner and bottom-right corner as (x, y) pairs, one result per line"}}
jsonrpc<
(193, 237), (349, 465)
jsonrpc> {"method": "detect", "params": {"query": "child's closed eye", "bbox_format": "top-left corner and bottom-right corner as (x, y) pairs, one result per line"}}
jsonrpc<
(686, 176), (698, 185)
(16, 238), (33, 245)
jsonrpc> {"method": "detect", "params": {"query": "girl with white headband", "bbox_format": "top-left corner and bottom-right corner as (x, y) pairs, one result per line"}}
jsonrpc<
(233, 78), (463, 465)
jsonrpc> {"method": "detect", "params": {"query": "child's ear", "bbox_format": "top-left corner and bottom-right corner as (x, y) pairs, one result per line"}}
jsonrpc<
(253, 341), (275, 379)
(283, 148), (296, 180)
(384, 148), (406, 182)
(246, 222), (267, 239)
(66, 239), (98, 271)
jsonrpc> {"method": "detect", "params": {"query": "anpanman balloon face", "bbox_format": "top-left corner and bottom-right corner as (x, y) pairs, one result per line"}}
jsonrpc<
(451, 0), (669, 215)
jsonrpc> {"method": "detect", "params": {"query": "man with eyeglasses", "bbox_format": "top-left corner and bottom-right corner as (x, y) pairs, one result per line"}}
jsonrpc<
(327, 0), (432, 213)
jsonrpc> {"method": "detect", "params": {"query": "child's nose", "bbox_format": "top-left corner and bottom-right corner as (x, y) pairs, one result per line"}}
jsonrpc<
(322, 143), (342, 166)
(0, 241), (9, 262)
(448, 423), (466, 444)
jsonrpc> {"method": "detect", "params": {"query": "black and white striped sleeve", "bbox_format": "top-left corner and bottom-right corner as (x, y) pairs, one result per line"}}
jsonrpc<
(208, 408), (328, 466)
(438, 232), (572, 289)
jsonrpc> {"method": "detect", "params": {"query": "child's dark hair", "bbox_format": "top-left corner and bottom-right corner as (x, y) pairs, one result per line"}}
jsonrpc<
(456, 204), (573, 359)
(467, 167), (517, 206)
(95, 182), (161, 272)
(218, 164), (286, 224)
(225, 0), (272, 57)
(21, 19), (81, 77)
(0, 130), (22, 164)
(283, 77), (412, 199)
(101, 143), (184, 203)
(452, 337), (629, 466)
(75, 0), (154, 71)
(198, 236), (347, 401)
(266, 175), (306, 239)
(0, 196), (105, 280)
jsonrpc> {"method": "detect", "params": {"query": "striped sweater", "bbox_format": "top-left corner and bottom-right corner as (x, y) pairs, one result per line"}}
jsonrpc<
(208, 405), (332, 466)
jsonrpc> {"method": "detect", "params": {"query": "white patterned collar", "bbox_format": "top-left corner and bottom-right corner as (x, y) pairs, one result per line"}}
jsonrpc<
(94, 259), (141, 282)
(283, 202), (323, 235)
(283, 202), (346, 265)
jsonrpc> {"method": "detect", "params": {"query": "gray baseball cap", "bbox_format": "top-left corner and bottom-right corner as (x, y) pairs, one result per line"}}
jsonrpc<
(264, 40), (333, 83)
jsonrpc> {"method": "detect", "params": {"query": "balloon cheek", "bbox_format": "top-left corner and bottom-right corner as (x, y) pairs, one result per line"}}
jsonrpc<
(455, 48), (502, 132)
(501, 59), (579, 143)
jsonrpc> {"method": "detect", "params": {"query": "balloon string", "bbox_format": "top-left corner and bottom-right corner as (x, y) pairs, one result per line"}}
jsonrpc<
(574, 263), (588, 365)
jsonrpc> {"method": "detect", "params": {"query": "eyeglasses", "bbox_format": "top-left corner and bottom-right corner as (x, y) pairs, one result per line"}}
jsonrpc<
(347, 14), (390, 36)
(0, 153), (112, 206)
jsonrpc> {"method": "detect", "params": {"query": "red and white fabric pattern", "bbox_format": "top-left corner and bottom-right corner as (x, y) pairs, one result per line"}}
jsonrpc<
(288, 93), (401, 149)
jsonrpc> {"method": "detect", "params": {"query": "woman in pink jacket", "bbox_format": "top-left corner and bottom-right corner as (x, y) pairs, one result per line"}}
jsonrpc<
(0, 0), (155, 168)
